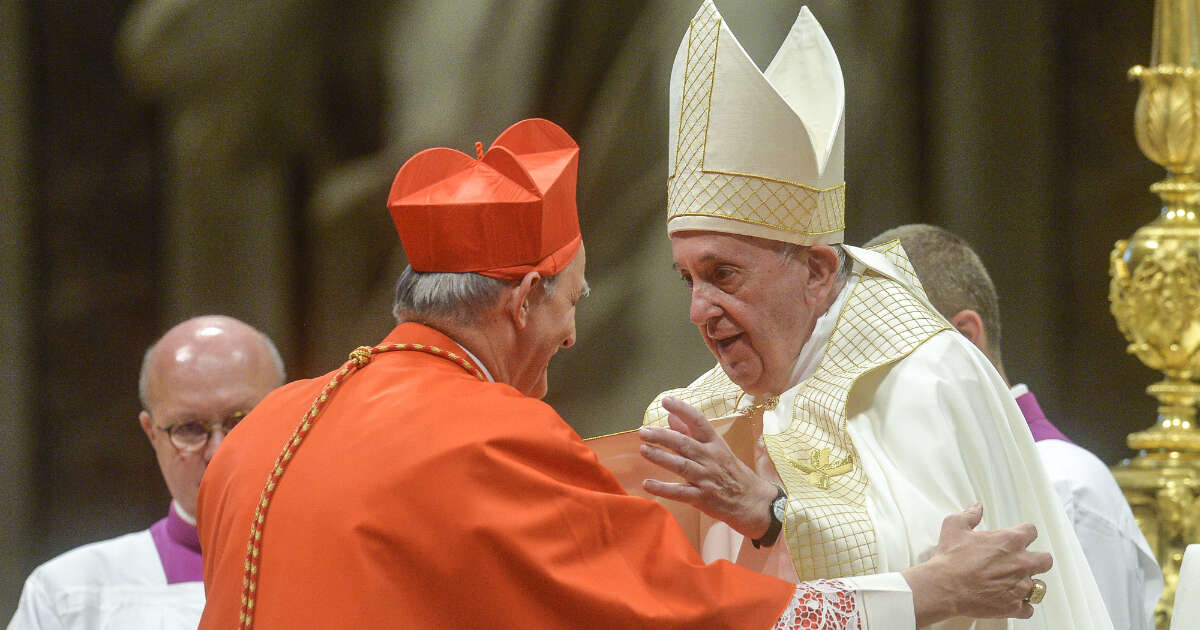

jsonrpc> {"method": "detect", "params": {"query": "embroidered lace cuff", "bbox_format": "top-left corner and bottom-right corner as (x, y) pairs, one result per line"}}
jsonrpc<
(772, 579), (863, 630)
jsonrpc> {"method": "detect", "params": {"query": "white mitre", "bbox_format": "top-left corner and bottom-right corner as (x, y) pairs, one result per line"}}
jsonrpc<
(667, 1), (846, 245)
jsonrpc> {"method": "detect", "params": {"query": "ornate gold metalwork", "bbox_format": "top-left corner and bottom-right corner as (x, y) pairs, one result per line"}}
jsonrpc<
(1110, 2), (1200, 627)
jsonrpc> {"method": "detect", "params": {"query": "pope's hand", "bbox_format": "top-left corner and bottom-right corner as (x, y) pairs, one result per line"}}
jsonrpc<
(638, 396), (778, 540)
(902, 502), (1053, 626)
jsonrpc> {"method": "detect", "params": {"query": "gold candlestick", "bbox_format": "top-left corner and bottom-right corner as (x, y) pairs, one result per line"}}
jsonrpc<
(1110, 1), (1200, 627)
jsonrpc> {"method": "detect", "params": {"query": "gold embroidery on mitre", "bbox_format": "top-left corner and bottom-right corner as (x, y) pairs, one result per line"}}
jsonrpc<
(645, 249), (950, 582)
(666, 2), (845, 244)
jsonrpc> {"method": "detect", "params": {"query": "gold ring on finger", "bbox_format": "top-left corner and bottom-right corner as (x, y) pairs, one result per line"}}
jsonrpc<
(1024, 578), (1047, 605)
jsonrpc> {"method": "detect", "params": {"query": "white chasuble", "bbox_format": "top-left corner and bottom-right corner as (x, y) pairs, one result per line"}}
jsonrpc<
(645, 243), (1113, 630)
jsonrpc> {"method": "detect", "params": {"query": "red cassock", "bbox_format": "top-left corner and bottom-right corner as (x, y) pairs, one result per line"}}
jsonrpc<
(197, 322), (794, 629)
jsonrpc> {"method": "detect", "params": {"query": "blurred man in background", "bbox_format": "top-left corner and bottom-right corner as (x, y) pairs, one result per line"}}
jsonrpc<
(866, 223), (1162, 630)
(7, 315), (284, 629)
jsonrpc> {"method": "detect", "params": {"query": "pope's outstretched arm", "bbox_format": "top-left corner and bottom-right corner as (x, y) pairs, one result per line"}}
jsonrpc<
(641, 396), (1051, 626)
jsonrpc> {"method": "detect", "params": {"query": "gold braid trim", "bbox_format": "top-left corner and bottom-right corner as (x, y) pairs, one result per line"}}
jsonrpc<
(238, 343), (485, 629)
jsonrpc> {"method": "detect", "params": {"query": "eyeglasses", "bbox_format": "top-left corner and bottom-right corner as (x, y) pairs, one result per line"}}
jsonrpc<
(153, 411), (247, 452)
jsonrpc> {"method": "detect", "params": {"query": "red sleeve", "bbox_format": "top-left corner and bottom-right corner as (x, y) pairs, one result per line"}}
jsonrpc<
(386, 396), (796, 629)
(201, 367), (797, 630)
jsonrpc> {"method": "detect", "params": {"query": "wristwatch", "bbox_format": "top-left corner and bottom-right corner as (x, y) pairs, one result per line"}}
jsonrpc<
(751, 484), (787, 549)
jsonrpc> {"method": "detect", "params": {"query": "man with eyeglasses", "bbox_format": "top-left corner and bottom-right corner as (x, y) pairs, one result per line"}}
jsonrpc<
(8, 315), (285, 630)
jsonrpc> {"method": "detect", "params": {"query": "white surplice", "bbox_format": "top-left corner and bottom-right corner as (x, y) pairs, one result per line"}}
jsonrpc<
(7, 530), (203, 630)
(1013, 383), (1162, 630)
(1172, 545), (1200, 630)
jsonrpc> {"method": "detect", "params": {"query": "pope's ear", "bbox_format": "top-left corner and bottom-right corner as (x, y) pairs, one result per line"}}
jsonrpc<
(803, 245), (840, 298)
(506, 271), (543, 329)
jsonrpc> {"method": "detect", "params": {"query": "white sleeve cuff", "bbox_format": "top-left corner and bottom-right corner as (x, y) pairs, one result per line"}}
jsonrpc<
(843, 572), (914, 630)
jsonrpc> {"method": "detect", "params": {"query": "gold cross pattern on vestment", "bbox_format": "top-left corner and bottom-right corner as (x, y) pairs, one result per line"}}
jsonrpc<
(790, 448), (854, 489)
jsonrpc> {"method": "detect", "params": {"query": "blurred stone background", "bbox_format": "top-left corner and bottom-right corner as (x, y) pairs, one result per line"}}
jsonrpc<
(0, 0), (1163, 615)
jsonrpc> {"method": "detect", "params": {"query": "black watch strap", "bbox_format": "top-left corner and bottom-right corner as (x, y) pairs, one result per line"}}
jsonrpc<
(751, 485), (786, 549)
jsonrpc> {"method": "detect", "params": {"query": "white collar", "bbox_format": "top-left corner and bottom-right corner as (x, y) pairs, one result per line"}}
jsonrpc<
(758, 273), (857, 434)
(454, 341), (494, 383)
(172, 499), (197, 525)
(1010, 383), (1029, 399)
(788, 273), (857, 389)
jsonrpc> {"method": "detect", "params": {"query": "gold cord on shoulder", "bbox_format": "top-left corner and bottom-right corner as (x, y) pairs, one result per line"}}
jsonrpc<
(348, 345), (373, 368)
(237, 342), (484, 629)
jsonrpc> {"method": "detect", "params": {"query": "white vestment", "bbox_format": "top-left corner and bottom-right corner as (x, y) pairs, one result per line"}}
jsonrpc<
(1018, 392), (1162, 630)
(649, 245), (1114, 630)
(1172, 545), (1200, 630)
(7, 530), (203, 630)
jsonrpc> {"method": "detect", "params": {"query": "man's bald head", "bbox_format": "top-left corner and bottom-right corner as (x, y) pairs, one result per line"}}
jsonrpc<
(139, 315), (284, 412)
(137, 315), (286, 516)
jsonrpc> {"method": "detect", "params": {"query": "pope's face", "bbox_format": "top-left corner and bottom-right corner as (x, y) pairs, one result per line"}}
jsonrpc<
(671, 231), (820, 396)
(512, 245), (589, 399)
